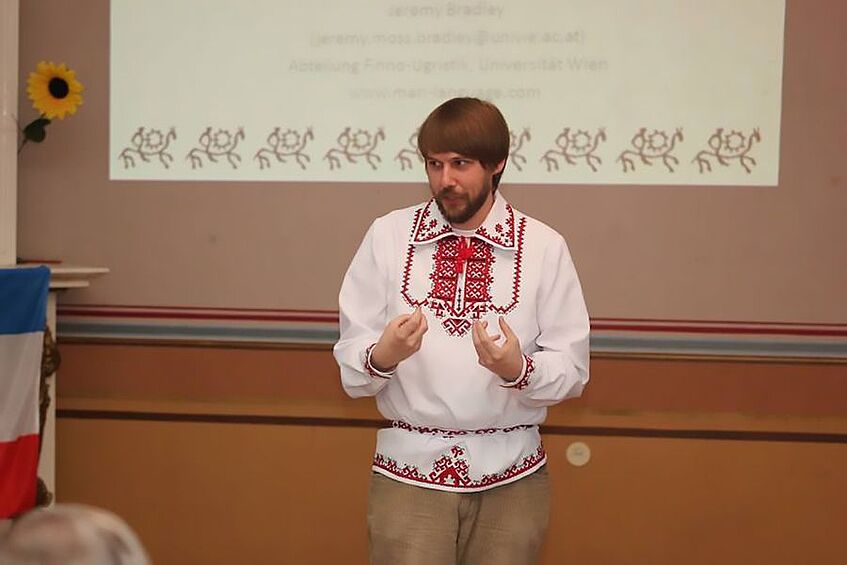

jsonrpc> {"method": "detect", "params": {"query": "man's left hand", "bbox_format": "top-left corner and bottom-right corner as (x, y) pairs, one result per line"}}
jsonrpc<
(472, 317), (523, 382)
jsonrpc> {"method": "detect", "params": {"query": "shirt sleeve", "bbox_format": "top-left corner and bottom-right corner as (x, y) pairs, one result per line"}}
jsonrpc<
(507, 234), (590, 407)
(333, 219), (394, 398)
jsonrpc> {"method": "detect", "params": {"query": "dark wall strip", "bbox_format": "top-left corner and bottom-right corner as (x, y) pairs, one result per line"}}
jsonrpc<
(57, 409), (847, 445)
(57, 409), (386, 429)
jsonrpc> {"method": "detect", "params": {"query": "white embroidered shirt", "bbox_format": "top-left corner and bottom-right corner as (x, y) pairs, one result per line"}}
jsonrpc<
(334, 194), (590, 492)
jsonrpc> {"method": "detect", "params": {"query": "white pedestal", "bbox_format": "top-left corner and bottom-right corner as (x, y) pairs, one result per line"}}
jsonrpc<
(38, 265), (109, 498)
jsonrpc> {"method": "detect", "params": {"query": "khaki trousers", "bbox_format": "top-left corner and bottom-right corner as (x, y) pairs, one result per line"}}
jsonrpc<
(367, 466), (550, 565)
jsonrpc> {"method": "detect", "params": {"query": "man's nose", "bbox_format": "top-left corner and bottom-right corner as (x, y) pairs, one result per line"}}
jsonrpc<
(439, 164), (455, 187)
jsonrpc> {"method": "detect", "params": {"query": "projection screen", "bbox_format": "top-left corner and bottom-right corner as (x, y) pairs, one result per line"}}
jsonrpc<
(110, 0), (785, 186)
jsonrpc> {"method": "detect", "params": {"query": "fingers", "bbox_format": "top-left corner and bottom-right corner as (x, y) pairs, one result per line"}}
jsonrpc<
(472, 320), (501, 361)
(397, 308), (428, 344)
(411, 309), (428, 341)
(391, 311), (413, 330)
(473, 318), (523, 380)
(476, 321), (501, 344)
(396, 308), (417, 327)
(471, 322), (490, 367)
(377, 309), (428, 368)
(396, 308), (422, 336)
(498, 316), (516, 341)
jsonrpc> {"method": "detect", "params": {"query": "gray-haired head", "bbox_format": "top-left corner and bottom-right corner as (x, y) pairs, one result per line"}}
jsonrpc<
(0, 504), (150, 565)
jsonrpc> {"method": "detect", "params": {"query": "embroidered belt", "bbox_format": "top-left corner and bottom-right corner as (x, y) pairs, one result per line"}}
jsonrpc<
(391, 420), (535, 439)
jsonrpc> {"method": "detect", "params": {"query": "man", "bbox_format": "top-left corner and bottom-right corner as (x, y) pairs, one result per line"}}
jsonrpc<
(334, 98), (590, 565)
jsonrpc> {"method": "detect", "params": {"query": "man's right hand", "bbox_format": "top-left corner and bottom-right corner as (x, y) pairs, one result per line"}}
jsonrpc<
(370, 307), (428, 372)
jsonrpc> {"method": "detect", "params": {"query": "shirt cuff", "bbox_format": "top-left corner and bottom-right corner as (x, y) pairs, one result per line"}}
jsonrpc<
(365, 343), (395, 379)
(500, 354), (534, 391)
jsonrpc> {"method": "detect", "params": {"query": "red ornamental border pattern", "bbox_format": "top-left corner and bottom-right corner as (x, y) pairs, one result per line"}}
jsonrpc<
(428, 236), (495, 322)
(411, 202), (453, 243)
(410, 200), (517, 248)
(489, 216), (526, 316)
(364, 343), (391, 379)
(400, 241), (426, 308)
(373, 445), (546, 490)
(475, 203), (517, 249)
(392, 419), (535, 438)
(400, 211), (528, 330)
(503, 354), (535, 391)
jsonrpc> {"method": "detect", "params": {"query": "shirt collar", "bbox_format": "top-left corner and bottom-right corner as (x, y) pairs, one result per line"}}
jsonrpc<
(410, 194), (517, 250)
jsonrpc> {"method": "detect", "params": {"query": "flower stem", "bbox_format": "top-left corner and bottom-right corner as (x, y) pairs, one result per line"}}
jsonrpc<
(15, 115), (26, 154)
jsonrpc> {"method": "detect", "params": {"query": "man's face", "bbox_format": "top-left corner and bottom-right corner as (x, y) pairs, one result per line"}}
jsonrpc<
(425, 151), (504, 230)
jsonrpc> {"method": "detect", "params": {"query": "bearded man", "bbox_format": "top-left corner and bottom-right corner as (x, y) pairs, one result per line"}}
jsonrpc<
(334, 97), (590, 565)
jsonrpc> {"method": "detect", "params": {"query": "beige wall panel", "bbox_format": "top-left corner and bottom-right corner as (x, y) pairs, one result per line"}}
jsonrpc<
(57, 419), (376, 565)
(57, 343), (847, 417)
(543, 434), (847, 565)
(57, 418), (847, 565)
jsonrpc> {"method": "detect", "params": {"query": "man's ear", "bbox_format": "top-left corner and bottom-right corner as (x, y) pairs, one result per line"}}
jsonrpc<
(493, 159), (506, 174)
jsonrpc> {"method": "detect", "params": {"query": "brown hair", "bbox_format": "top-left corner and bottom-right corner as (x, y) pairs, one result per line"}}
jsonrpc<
(417, 98), (510, 188)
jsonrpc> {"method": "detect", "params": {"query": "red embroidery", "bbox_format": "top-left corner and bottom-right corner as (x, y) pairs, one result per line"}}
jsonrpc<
(364, 343), (392, 379)
(411, 201), (452, 243)
(427, 237), (494, 335)
(502, 354), (535, 391)
(442, 318), (472, 336)
(411, 199), (518, 249)
(475, 204), (516, 248)
(454, 237), (475, 273)
(489, 217), (526, 316)
(430, 446), (471, 486)
(373, 445), (546, 490)
(401, 244), (427, 308)
(403, 202), (526, 338)
(393, 420), (535, 438)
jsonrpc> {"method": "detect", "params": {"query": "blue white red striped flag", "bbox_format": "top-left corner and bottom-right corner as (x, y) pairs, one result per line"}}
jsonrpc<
(0, 266), (49, 518)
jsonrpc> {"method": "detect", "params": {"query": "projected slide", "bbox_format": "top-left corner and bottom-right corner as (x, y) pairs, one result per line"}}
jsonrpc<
(110, 0), (785, 185)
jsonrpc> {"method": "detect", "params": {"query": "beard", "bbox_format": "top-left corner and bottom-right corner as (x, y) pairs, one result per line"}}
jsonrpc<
(434, 178), (493, 226)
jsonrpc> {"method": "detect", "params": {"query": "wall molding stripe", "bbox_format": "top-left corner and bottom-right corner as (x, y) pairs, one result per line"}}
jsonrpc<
(57, 322), (339, 345)
(56, 305), (847, 360)
(56, 409), (847, 445)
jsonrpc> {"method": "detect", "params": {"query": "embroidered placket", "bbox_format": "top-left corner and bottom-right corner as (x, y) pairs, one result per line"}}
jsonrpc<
(454, 237), (474, 274)
(453, 237), (473, 312)
(403, 210), (525, 337)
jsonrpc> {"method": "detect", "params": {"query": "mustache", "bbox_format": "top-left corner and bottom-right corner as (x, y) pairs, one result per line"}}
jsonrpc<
(437, 186), (463, 198)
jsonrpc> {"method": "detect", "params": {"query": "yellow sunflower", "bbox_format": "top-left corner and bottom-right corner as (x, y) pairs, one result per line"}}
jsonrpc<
(26, 61), (84, 120)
